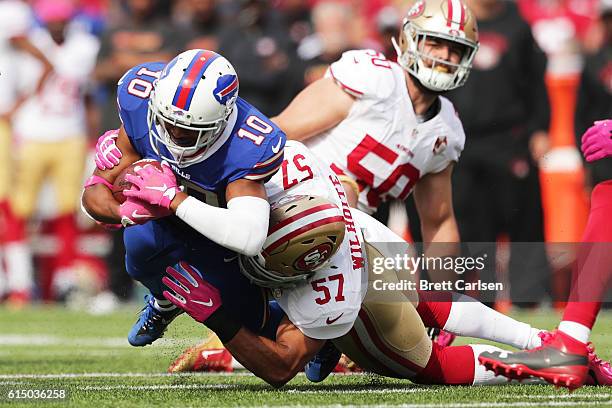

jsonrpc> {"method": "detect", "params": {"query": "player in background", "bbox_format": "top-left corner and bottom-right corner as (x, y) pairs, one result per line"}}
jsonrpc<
(479, 119), (612, 389)
(0, 0), (54, 304)
(81, 49), (287, 347)
(273, 0), (477, 225)
(3, 0), (98, 303)
(271, 0), (478, 378)
(163, 141), (611, 387)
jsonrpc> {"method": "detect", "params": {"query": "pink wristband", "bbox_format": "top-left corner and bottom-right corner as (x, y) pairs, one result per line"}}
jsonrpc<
(84, 175), (114, 190)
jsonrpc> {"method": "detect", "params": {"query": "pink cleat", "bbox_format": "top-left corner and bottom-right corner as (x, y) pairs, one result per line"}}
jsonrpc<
(538, 331), (611, 386)
(585, 343), (612, 386)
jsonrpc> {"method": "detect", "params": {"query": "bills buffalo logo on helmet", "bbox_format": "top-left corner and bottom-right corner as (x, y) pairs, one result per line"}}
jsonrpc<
(214, 74), (239, 105)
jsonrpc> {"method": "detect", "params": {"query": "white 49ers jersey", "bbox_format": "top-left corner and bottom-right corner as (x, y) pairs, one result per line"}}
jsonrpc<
(305, 49), (466, 214)
(13, 27), (99, 141)
(265, 141), (367, 339)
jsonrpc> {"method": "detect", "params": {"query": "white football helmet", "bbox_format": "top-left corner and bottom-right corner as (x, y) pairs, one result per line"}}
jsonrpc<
(239, 195), (346, 289)
(148, 49), (239, 167)
(392, 0), (479, 92)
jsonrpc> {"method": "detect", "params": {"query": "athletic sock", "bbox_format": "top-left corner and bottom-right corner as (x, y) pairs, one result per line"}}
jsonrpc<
(442, 293), (543, 350)
(558, 320), (590, 344)
(153, 297), (177, 312)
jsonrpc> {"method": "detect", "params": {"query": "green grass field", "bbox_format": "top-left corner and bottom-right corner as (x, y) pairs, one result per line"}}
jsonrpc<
(0, 305), (610, 407)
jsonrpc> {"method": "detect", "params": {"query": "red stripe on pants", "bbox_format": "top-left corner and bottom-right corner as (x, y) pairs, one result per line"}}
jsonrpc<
(414, 343), (475, 385)
(416, 291), (453, 328)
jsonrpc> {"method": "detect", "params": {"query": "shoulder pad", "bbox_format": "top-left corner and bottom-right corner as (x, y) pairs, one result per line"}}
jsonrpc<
(326, 50), (397, 100)
(117, 62), (165, 140)
(226, 102), (286, 183)
(117, 62), (165, 112)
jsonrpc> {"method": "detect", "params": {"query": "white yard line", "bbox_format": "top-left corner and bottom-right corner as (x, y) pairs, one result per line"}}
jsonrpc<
(0, 372), (608, 408)
(286, 388), (427, 394)
(0, 334), (202, 348)
(77, 384), (237, 391)
(0, 372), (256, 379)
(263, 403), (610, 408)
(501, 394), (611, 399)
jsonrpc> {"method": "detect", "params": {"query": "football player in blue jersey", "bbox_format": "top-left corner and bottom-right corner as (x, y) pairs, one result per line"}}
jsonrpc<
(82, 49), (286, 346)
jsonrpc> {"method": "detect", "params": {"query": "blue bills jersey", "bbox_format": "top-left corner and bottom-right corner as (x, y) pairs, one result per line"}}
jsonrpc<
(117, 61), (287, 334)
(116, 62), (286, 208)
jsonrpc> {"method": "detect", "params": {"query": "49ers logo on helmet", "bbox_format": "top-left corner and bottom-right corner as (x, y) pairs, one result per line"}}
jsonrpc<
(407, 0), (425, 19)
(294, 243), (334, 272)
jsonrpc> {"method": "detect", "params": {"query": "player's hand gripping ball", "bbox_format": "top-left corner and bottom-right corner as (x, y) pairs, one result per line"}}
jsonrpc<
(123, 161), (180, 209)
(111, 159), (165, 204)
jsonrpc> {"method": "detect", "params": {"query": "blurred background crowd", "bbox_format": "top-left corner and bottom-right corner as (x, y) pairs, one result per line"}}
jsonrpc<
(0, 0), (610, 313)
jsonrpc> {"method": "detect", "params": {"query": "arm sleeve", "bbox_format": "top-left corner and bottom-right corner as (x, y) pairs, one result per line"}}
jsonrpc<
(175, 195), (270, 256)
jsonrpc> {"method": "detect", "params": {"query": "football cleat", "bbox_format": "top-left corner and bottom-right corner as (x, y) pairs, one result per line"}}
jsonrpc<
(478, 330), (589, 390)
(168, 334), (233, 373)
(333, 354), (363, 374)
(585, 343), (612, 386)
(128, 295), (183, 347)
(530, 331), (611, 386)
(305, 340), (343, 382)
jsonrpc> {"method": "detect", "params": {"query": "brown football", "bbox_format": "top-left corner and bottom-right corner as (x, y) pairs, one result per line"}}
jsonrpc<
(112, 159), (163, 204)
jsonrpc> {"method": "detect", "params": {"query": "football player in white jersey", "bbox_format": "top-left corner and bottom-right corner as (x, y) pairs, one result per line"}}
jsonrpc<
(273, 0), (477, 219)
(7, 0), (99, 300)
(270, 0), (479, 375)
(162, 141), (610, 387)
(0, 0), (54, 304)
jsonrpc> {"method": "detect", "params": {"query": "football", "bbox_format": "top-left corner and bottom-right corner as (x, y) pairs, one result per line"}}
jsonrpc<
(112, 159), (164, 203)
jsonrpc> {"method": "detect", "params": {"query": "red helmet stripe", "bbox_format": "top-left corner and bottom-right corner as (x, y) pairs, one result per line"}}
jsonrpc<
(264, 216), (345, 254)
(268, 203), (339, 234)
(459, 0), (466, 30)
(446, 0), (453, 27)
(173, 50), (218, 110)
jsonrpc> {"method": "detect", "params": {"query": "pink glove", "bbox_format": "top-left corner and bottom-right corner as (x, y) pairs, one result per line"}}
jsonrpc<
(118, 197), (172, 227)
(581, 120), (612, 163)
(162, 262), (223, 324)
(123, 161), (179, 209)
(95, 129), (122, 170)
